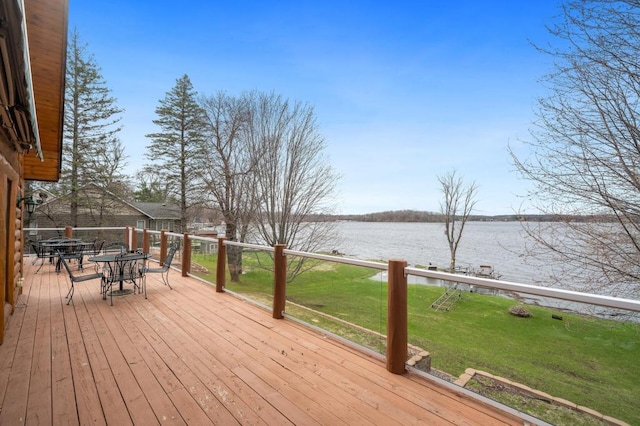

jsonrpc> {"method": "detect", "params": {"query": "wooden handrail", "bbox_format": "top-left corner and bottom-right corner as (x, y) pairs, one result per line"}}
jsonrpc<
(25, 224), (640, 379)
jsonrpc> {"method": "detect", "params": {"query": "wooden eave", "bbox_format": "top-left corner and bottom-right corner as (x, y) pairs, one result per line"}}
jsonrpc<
(22, 0), (68, 182)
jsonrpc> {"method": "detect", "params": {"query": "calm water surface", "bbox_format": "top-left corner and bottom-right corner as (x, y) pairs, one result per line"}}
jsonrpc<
(333, 221), (550, 286)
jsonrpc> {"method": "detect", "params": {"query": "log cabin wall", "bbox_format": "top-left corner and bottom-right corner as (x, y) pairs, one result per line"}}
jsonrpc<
(0, 0), (68, 345)
(0, 0), (27, 344)
(0, 126), (22, 344)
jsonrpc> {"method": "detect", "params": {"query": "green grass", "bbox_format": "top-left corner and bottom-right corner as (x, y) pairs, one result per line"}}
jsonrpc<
(466, 375), (608, 426)
(190, 252), (640, 425)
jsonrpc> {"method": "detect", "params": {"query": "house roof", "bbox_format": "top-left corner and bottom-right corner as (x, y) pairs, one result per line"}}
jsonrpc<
(34, 183), (181, 221)
(133, 202), (181, 220)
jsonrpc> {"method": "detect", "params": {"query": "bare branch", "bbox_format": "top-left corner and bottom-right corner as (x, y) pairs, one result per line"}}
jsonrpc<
(512, 0), (640, 298)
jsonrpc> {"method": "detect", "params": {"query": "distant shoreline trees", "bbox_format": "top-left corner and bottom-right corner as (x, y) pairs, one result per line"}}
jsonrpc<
(324, 210), (580, 223)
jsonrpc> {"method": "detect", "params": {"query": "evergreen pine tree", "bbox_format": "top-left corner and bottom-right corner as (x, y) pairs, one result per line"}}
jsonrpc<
(61, 28), (126, 226)
(145, 74), (206, 231)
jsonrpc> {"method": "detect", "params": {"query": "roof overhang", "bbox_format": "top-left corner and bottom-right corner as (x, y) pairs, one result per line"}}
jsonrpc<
(21, 0), (68, 181)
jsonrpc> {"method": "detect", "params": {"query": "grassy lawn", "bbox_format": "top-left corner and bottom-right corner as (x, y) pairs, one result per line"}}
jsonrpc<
(190, 252), (639, 425)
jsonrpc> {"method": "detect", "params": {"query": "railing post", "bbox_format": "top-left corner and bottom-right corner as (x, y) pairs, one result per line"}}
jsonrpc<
(64, 225), (72, 238)
(160, 230), (167, 266)
(182, 233), (191, 277)
(131, 227), (137, 251)
(124, 227), (130, 250)
(387, 258), (408, 374)
(216, 237), (226, 292)
(143, 229), (150, 254)
(273, 244), (287, 319)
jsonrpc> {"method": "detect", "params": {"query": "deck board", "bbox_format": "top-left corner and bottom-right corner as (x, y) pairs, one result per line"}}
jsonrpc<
(50, 271), (78, 426)
(27, 270), (52, 426)
(0, 258), (528, 425)
(151, 292), (350, 422)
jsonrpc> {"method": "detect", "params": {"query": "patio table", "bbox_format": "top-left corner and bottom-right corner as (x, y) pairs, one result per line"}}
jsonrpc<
(39, 239), (93, 272)
(88, 252), (150, 303)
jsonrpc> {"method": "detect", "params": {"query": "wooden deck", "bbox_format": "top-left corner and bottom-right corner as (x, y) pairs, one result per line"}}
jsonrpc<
(0, 259), (528, 425)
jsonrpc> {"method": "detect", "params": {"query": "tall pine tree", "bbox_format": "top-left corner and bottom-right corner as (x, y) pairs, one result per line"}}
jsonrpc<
(145, 74), (206, 231)
(61, 28), (126, 226)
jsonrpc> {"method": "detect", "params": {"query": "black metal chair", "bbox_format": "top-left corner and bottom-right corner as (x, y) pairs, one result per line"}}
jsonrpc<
(30, 241), (49, 273)
(58, 252), (103, 305)
(144, 243), (178, 289)
(33, 237), (63, 272)
(60, 241), (86, 271)
(102, 252), (146, 305)
(91, 239), (105, 256)
(103, 241), (126, 255)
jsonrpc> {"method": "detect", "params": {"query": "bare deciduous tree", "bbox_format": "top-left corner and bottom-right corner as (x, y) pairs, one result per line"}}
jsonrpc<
(199, 91), (257, 281)
(438, 170), (478, 272)
(511, 0), (640, 298)
(247, 92), (339, 280)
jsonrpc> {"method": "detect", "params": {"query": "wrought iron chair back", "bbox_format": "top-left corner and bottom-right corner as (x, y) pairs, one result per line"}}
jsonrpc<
(61, 241), (86, 271)
(91, 240), (105, 256)
(102, 252), (147, 305)
(30, 241), (49, 273)
(58, 252), (103, 305)
(103, 241), (127, 255)
(145, 243), (178, 289)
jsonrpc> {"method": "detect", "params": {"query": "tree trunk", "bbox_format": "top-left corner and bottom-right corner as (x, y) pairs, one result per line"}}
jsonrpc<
(225, 222), (243, 282)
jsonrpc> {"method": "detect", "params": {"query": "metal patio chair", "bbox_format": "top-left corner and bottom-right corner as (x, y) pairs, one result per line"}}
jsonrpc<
(103, 241), (127, 255)
(60, 241), (86, 271)
(91, 239), (105, 256)
(59, 252), (103, 305)
(144, 243), (178, 289)
(30, 241), (49, 273)
(101, 252), (147, 305)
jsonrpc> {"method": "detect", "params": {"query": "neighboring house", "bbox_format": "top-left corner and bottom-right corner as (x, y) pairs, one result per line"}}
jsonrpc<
(0, 0), (68, 343)
(133, 202), (182, 232)
(30, 183), (182, 237)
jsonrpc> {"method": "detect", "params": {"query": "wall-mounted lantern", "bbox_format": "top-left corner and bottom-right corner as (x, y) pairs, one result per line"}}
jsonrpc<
(17, 195), (38, 215)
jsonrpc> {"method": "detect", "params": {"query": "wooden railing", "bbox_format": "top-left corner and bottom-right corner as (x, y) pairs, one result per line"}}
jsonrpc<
(140, 228), (640, 376)
(25, 225), (640, 377)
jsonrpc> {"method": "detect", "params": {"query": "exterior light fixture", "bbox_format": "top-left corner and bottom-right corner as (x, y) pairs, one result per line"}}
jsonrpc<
(17, 195), (38, 215)
(20, 142), (32, 154)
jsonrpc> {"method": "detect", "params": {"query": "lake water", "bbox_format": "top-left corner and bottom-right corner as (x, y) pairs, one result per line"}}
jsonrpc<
(332, 221), (552, 287)
(331, 221), (640, 321)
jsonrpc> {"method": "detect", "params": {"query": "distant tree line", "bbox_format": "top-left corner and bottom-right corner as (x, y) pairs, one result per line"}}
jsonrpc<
(337, 210), (442, 222)
(323, 210), (605, 223)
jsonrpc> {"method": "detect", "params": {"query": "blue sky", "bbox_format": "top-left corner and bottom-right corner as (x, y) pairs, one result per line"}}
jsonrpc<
(68, 1), (561, 215)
